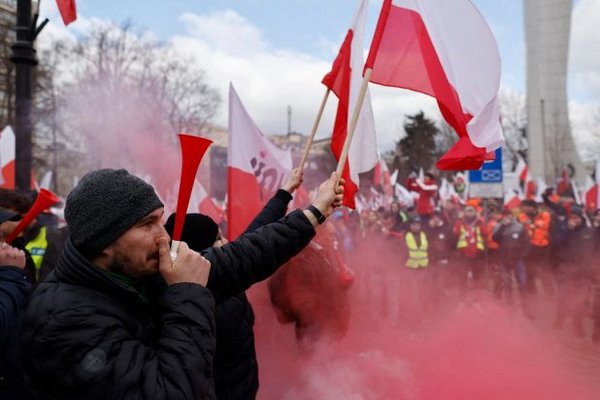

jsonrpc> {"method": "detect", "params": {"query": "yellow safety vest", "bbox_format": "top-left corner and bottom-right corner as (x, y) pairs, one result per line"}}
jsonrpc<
(405, 231), (428, 269)
(25, 226), (48, 280)
(456, 224), (485, 251)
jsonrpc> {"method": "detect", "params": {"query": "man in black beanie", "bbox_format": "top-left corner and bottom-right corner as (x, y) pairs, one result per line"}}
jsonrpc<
(21, 168), (343, 400)
(165, 168), (303, 400)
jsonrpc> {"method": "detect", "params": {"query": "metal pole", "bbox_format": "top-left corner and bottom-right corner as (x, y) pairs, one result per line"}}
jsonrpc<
(11, 0), (38, 190)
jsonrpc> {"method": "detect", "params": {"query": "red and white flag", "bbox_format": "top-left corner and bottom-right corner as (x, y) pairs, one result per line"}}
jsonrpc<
(188, 179), (224, 225)
(322, 0), (378, 209)
(515, 157), (529, 184)
(227, 84), (292, 240)
(56, 0), (77, 26)
(504, 189), (522, 211)
(584, 161), (600, 212)
(365, 0), (503, 170)
(374, 157), (392, 194)
(0, 126), (15, 189)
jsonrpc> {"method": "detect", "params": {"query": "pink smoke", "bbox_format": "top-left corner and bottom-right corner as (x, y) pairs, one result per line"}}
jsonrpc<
(249, 239), (599, 400)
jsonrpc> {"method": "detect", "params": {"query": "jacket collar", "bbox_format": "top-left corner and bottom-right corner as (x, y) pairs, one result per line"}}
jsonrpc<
(55, 238), (149, 304)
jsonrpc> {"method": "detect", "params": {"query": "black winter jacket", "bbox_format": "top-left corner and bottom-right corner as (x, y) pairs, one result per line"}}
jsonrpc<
(557, 224), (598, 275)
(214, 189), (293, 400)
(22, 209), (315, 400)
(0, 266), (31, 400)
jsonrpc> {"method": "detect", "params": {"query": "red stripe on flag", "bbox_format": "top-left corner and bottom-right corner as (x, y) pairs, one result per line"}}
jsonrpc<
(365, 1), (488, 170)
(200, 197), (224, 225)
(227, 167), (264, 240)
(323, 29), (359, 208)
(0, 160), (15, 189)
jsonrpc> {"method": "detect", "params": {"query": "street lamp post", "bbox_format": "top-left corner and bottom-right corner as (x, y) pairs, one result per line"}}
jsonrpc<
(11, 0), (37, 190)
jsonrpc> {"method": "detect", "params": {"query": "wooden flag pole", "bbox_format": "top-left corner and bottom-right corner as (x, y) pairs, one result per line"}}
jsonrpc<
(298, 88), (331, 171)
(335, 68), (372, 181)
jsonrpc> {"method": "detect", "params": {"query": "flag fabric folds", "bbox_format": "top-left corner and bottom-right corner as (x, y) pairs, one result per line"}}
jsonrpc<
(188, 179), (224, 225)
(322, 0), (378, 208)
(0, 126), (15, 189)
(227, 84), (292, 240)
(56, 0), (77, 26)
(365, 0), (503, 170)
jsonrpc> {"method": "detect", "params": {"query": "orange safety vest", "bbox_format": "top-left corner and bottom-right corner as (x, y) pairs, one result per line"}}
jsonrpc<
(518, 211), (551, 247)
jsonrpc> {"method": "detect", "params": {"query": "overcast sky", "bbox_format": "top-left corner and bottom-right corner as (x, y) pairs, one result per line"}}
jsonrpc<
(38, 0), (600, 154)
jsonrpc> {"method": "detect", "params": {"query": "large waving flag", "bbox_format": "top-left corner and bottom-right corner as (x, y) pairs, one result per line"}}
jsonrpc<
(365, 0), (503, 170)
(227, 84), (292, 240)
(322, 0), (378, 208)
(0, 126), (15, 189)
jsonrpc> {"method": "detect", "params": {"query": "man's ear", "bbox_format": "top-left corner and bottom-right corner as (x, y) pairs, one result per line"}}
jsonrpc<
(92, 244), (115, 269)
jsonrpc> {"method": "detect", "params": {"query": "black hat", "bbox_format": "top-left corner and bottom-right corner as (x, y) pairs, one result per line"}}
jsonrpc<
(65, 169), (164, 257)
(0, 208), (20, 224)
(570, 205), (584, 219)
(164, 213), (219, 252)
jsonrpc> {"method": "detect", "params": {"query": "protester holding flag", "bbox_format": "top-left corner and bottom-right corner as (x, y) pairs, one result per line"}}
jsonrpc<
(164, 168), (304, 400)
(22, 168), (343, 399)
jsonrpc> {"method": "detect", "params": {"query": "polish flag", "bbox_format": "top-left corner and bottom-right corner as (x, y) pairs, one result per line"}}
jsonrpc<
(374, 157), (392, 194)
(188, 179), (224, 225)
(56, 0), (77, 26)
(504, 189), (522, 211)
(535, 177), (548, 203)
(585, 183), (598, 213)
(322, 0), (378, 209)
(0, 126), (15, 189)
(515, 157), (529, 184)
(227, 84), (292, 240)
(584, 161), (600, 212)
(365, 0), (503, 170)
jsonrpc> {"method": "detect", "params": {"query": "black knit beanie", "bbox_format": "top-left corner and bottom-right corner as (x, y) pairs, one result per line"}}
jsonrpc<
(164, 213), (219, 252)
(65, 169), (164, 257)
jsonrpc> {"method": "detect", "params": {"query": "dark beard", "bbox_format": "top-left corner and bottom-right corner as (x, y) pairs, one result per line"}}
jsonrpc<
(107, 249), (159, 278)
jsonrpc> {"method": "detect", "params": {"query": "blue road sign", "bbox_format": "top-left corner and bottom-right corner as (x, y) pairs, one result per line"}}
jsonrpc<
(469, 148), (503, 183)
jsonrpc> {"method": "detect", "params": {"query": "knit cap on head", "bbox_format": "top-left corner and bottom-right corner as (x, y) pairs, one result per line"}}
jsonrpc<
(164, 213), (218, 252)
(65, 169), (164, 257)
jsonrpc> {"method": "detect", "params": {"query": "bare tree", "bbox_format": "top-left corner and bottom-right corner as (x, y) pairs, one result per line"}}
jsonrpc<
(499, 89), (528, 168)
(33, 22), (221, 195)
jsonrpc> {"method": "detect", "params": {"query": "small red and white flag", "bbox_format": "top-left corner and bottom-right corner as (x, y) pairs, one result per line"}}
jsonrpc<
(584, 161), (600, 212)
(365, 0), (503, 170)
(515, 157), (529, 184)
(0, 126), (15, 189)
(504, 189), (522, 211)
(227, 84), (292, 240)
(188, 179), (224, 225)
(322, 0), (378, 209)
(56, 0), (77, 26)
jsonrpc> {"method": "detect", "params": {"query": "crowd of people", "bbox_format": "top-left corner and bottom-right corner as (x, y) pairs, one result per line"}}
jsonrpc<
(1, 168), (600, 399)
(322, 173), (600, 340)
